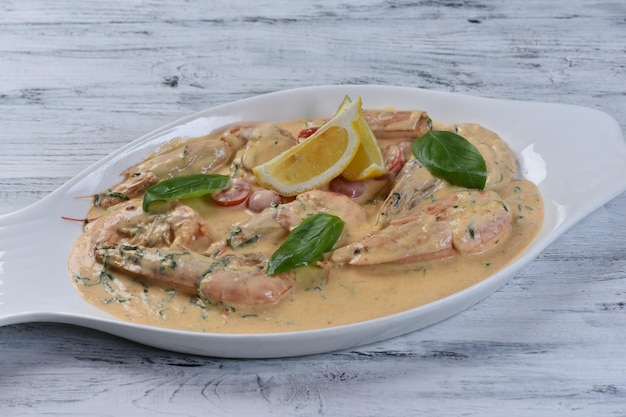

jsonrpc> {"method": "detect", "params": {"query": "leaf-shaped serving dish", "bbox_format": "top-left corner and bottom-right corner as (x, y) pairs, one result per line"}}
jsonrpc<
(1, 85), (625, 358)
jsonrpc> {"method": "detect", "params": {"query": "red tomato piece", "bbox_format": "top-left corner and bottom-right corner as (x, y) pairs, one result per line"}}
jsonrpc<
(211, 179), (252, 207)
(377, 144), (405, 179)
(297, 126), (320, 143)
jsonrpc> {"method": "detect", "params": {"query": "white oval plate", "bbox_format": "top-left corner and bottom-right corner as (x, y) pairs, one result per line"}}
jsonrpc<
(1, 85), (625, 358)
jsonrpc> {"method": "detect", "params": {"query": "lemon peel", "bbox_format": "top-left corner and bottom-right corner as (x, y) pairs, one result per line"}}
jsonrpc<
(337, 96), (386, 181)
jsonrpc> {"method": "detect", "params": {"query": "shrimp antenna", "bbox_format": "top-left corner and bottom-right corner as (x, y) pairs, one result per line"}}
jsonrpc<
(61, 215), (100, 224)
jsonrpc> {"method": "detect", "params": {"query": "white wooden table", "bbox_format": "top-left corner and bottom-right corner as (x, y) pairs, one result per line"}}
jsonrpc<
(1, 1), (625, 415)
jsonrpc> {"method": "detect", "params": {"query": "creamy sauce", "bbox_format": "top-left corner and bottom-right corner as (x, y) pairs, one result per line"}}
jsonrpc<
(68, 113), (544, 334)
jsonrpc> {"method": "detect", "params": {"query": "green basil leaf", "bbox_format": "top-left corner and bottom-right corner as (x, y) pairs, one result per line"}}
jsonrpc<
(412, 131), (487, 190)
(142, 174), (230, 212)
(267, 213), (344, 276)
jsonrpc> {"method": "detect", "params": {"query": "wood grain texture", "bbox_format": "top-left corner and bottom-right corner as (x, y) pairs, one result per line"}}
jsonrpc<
(1, 0), (625, 416)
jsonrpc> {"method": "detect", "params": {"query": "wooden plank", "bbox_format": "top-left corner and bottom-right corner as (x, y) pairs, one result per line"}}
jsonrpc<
(1, 0), (625, 415)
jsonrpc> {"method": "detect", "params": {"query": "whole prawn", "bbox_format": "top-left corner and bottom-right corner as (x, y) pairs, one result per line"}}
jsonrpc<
(94, 122), (297, 209)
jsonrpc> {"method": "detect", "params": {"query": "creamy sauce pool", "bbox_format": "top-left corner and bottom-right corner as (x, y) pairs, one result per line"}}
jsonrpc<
(68, 116), (543, 334)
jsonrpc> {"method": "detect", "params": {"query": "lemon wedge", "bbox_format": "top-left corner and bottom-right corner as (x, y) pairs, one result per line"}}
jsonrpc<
(252, 99), (362, 196)
(337, 96), (386, 181)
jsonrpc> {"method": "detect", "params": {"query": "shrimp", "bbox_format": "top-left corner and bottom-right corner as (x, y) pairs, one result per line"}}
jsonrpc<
(95, 245), (294, 307)
(376, 123), (518, 226)
(376, 158), (448, 226)
(221, 190), (367, 252)
(94, 121), (296, 209)
(301, 109), (431, 144)
(363, 109), (431, 141)
(91, 189), (363, 308)
(450, 123), (518, 189)
(88, 198), (212, 253)
(331, 189), (512, 265)
(88, 193), (298, 307)
(94, 138), (233, 209)
(236, 122), (296, 170)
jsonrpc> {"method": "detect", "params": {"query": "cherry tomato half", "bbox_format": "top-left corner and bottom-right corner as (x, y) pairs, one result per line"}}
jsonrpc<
(297, 126), (320, 143)
(211, 179), (252, 207)
(377, 144), (405, 179)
